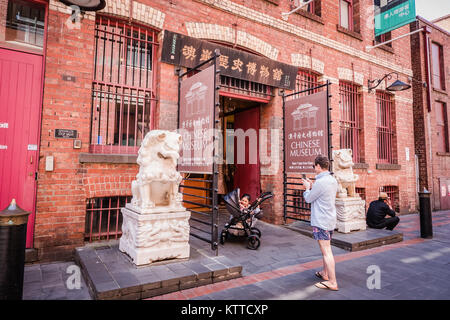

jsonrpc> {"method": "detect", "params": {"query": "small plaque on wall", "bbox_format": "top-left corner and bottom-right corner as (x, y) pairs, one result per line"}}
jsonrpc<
(55, 129), (77, 139)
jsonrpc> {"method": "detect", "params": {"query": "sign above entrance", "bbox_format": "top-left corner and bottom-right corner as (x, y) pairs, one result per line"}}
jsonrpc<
(162, 30), (297, 90)
(374, 0), (416, 37)
(284, 91), (329, 174)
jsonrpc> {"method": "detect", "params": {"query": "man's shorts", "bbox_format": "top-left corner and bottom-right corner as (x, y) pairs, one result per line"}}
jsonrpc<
(312, 227), (333, 241)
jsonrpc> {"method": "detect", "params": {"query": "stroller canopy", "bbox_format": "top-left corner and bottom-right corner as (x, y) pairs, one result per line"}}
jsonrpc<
(223, 188), (242, 218)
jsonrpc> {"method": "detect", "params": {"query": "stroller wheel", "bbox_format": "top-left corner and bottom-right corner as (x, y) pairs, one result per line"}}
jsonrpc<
(250, 227), (261, 238)
(246, 235), (260, 250)
(220, 230), (228, 245)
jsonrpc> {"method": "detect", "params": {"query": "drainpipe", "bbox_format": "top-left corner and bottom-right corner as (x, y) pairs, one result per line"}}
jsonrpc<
(423, 25), (432, 112)
(423, 24), (434, 208)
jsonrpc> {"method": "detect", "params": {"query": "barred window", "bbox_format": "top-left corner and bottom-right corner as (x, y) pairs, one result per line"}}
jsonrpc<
(381, 186), (399, 213)
(85, 196), (131, 242)
(295, 69), (322, 97)
(339, 81), (362, 163)
(376, 91), (396, 164)
(90, 16), (158, 154)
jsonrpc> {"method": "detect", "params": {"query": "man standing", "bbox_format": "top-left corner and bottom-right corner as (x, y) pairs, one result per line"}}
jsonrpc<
(366, 192), (400, 231)
(302, 155), (339, 291)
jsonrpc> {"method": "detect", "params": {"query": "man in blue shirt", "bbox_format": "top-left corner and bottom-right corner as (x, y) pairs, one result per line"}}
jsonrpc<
(302, 155), (339, 291)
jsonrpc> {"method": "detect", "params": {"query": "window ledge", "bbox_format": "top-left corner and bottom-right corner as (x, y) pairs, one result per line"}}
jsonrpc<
(437, 152), (450, 157)
(264, 0), (279, 5)
(373, 41), (394, 54)
(376, 163), (401, 170)
(79, 153), (137, 164)
(294, 9), (324, 25)
(353, 163), (369, 169)
(336, 25), (363, 41)
(432, 87), (448, 95)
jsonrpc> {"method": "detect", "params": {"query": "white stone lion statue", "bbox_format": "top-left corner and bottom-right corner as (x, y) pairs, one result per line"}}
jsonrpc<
(332, 149), (359, 198)
(131, 130), (183, 210)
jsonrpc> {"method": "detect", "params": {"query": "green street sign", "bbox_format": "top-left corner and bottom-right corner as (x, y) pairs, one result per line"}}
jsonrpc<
(374, 0), (416, 36)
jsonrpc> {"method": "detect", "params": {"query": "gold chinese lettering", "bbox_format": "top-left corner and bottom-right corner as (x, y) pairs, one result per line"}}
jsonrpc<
(219, 55), (229, 69)
(231, 58), (243, 72)
(260, 65), (269, 78)
(273, 68), (283, 81)
(182, 45), (196, 61)
(200, 49), (213, 61)
(246, 62), (257, 76)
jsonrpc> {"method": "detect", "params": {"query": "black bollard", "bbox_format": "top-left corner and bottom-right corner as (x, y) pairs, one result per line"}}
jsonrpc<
(0, 199), (30, 300)
(418, 191), (433, 239)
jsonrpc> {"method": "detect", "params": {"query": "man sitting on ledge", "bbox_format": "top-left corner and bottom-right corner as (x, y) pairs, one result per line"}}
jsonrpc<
(366, 192), (400, 231)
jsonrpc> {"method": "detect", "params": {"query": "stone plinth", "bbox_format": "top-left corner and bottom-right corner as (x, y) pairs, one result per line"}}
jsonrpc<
(119, 207), (191, 266)
(335, 196), (366, 233)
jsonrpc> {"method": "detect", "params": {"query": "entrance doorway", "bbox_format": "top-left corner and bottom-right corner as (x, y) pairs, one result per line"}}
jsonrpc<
(220, 97), (261, 202)
(0, 48), (43, 248)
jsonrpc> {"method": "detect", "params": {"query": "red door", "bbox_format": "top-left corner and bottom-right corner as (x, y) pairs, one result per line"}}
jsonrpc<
(0, 48), (43, 248)
(233, 107), (261, 201)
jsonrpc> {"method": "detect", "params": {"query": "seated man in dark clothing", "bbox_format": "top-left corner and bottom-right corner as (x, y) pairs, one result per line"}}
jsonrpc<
(366, 192), (400, 231)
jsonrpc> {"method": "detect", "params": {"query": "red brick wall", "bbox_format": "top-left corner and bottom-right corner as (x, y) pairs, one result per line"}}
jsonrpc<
(33, 0), (418, 260)
(411, 17), (450, 210)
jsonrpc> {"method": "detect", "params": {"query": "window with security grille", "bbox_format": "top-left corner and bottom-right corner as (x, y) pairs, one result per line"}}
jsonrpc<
(376, 91), (396, 164)
(85, 196), (131, 242)
(381, 186), (399, 213)
(339, 81), (363, 163)
(296, 69), (322, 96)
(89, 16), (158, 154)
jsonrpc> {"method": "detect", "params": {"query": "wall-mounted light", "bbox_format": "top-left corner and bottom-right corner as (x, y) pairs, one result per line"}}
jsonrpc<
(367, 72), (411, 92)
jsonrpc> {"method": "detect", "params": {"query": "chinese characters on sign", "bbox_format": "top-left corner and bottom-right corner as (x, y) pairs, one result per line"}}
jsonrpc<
(374, 0), (416, 37)
(178, 65), (216, 174)
(284, 91), (329, 174)
(162, 30), (297, 90)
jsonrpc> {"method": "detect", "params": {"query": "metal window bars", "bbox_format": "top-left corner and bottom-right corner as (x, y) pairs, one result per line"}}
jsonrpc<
(339, 81), (361, 163)
(89, 16), (158, 154)
(85, 196), (131, 242)
(376, 91), (396, 164)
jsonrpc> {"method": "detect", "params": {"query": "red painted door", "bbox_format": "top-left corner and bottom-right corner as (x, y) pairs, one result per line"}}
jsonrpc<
(0, 48), (43, 248)
(233, 107), (260, 202)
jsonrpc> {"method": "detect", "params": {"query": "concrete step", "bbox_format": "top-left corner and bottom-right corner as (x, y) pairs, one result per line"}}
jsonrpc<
(74, 242), (242, 300)
(284, 221), (403, 251)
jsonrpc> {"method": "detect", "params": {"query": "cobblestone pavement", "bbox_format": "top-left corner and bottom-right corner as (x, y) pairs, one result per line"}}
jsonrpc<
(22, 210), (450, 300)
(151, 210), (450, 300)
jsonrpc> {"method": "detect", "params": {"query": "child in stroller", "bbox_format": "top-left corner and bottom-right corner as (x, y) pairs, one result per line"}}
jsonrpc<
(220, 188), (273, 250)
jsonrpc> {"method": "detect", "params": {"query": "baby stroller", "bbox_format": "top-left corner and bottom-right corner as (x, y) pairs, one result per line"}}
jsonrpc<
(220, 188), (273, 250)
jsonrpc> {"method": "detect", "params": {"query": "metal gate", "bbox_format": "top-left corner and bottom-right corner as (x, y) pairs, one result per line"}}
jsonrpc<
(282, 81), (332, 223)
(177, 52), (221, 254)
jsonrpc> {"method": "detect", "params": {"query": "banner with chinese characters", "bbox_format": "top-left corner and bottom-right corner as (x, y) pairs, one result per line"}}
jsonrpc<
(374, 0), (416, 37)
(162, 30), (297, 90)
(284, 91), (328, 174)
(178, 64), (216, 174)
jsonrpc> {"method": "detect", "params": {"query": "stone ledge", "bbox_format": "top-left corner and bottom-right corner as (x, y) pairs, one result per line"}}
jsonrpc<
(74, 244), (243, 300)
(336, 25), (363, 41)
(294, 9), (325, 25)
(376, 163), (401, 170)
(79, 153), (137, 164)
(353, 163), (369, 169)
(284, 221), (403, 252)
(437, 152), (450, 157)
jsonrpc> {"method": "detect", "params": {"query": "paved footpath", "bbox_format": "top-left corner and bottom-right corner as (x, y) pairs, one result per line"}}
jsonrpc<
(151, 210), (450, 300)
(22, 210), (450, 300)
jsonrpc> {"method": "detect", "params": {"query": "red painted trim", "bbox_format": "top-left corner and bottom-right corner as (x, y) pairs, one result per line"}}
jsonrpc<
(219, 91), (271, 104)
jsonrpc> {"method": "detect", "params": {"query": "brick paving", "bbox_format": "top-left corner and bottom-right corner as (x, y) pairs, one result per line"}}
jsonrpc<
(22, 210), (450, 300)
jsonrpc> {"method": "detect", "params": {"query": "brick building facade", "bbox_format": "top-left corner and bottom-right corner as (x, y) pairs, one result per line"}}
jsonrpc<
(1, 0), (419, 262)
(410, 16), (450, 211)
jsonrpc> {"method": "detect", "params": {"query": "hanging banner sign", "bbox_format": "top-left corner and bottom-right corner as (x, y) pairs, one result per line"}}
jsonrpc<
(374, 0), (416, 37)
(284, 91), (328, 174)
(162, 30), (297, 90)
(178, 65), (215, 174)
